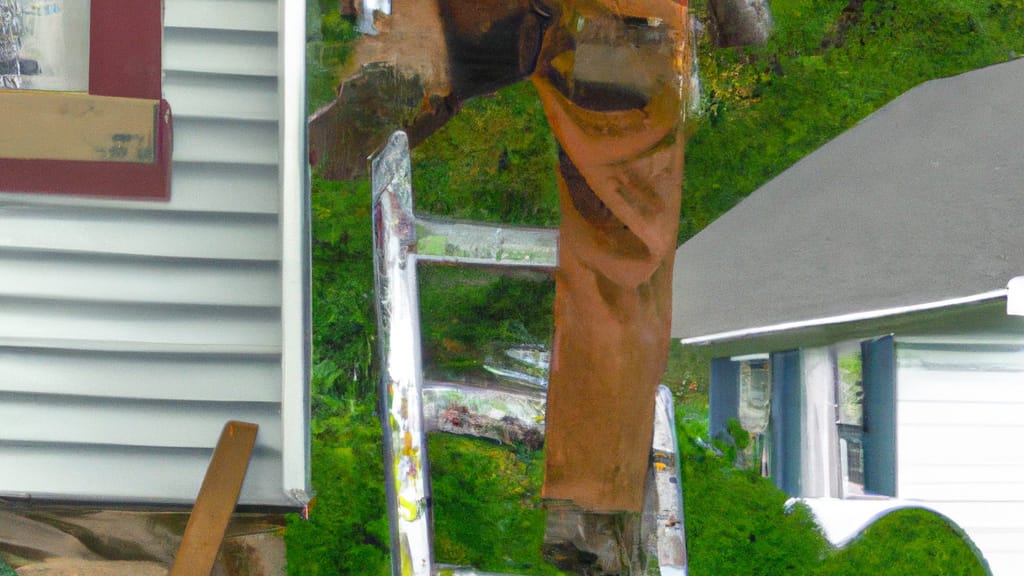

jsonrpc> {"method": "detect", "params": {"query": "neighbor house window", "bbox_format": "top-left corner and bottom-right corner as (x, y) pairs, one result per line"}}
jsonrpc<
(737, 354), (772, 476)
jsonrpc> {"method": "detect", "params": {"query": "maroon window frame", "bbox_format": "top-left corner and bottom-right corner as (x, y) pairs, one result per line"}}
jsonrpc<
(0, 0), (172, 200)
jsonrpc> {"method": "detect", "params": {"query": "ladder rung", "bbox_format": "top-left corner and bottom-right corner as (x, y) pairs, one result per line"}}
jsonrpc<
(416, 217), (558, 270)
(422, 381), (546, 446)
(435, 566), (524, 576)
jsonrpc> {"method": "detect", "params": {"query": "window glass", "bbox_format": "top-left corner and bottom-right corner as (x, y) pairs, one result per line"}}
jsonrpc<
(737, 356), (771, 476)
(1, 1), (89, 91)
(834, 342), (865, 495)
(738, 357), (771, 434)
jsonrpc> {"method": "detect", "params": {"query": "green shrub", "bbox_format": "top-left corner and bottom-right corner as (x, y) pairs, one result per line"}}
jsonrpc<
(309, 176), (378, 401)
(680, 430), (830, 576)
(306, 2), (360, 114)
(412, 82), (560, 227)
(814, 508), (989, 576)
(418, 267), (555, 378)
(285, 403), (390, 576)
(429, 435), (562, 575)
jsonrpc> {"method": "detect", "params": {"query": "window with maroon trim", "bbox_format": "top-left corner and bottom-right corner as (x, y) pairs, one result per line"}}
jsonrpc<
(0, 0), (172, 200)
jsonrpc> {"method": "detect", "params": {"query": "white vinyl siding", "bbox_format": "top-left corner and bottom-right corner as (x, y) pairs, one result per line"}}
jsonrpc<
(0, 0), (308, 508)
(896, 339), (1024, 576)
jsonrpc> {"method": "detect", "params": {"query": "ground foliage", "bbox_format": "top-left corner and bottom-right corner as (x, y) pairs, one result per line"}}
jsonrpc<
(428, 435), (563, 574)
(419, 267), (555, 378)
(288, 0), (1019, 572)
(306, 0), (359, 115)
(285, 401), (391, 575)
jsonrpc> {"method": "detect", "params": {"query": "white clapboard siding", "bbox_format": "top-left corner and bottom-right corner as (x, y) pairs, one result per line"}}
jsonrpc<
(0, 394), (282, 450)
(0, 299), (281, 350)
(168, 163), (280, 214)
(895, 338), (1024, 575)
(164, 28), (278, 77)
(173, 118), (280, 165)
(164, 72), (279, 122)
(0, 205), (279, 260)
(0, 348), (281, 402)
(0, 444), (285, 506)
(0, 0), (308, 508)
(0, 251), (280, 307)
(165, 0), (279, 33)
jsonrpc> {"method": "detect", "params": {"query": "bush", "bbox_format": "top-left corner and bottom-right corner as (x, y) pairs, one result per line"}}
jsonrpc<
(680, 429), (830, 576)
(418, 267), (555, 378)
(309, 176), (378, 401)
(814, 508), (989, 576)
(285, 403), (390, 576)
(429, 435), (562, 575)
(412, 82), (560, 227)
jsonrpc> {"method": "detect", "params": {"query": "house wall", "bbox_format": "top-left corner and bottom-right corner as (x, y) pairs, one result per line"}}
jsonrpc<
(0, 0), (309, 508)
(896, 337), (1024, 576)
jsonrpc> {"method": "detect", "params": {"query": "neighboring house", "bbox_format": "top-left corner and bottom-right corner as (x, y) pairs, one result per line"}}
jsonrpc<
(0, 1), (310, 510)
(671, 58), (1024, 575)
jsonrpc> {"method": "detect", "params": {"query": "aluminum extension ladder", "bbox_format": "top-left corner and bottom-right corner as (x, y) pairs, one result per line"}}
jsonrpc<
(371, 131), (687, 576)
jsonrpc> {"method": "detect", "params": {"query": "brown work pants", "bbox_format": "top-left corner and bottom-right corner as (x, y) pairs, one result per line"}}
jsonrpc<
(532, 0), (687, 512)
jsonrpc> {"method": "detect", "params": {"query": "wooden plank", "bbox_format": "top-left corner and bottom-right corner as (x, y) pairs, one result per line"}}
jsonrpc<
(0, 161), (279, 215)
(0, 92), (157, 163)
(170, 421), (259, 576)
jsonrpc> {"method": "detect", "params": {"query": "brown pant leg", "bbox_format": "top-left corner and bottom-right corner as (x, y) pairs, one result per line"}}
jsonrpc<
(532, 0), (688, 513)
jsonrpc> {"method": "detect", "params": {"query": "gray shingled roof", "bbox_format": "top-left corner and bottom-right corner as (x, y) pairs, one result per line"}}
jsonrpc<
(671, 58), (1024, 347)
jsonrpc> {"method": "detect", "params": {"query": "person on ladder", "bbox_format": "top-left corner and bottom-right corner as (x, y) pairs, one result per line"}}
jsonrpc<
(327, 0), (689, 571)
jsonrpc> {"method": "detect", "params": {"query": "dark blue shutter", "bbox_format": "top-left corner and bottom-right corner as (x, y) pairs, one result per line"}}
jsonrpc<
(861, 336), (897, 496)
(771, 350), (802, 496)
(709, 357), (740, 443)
